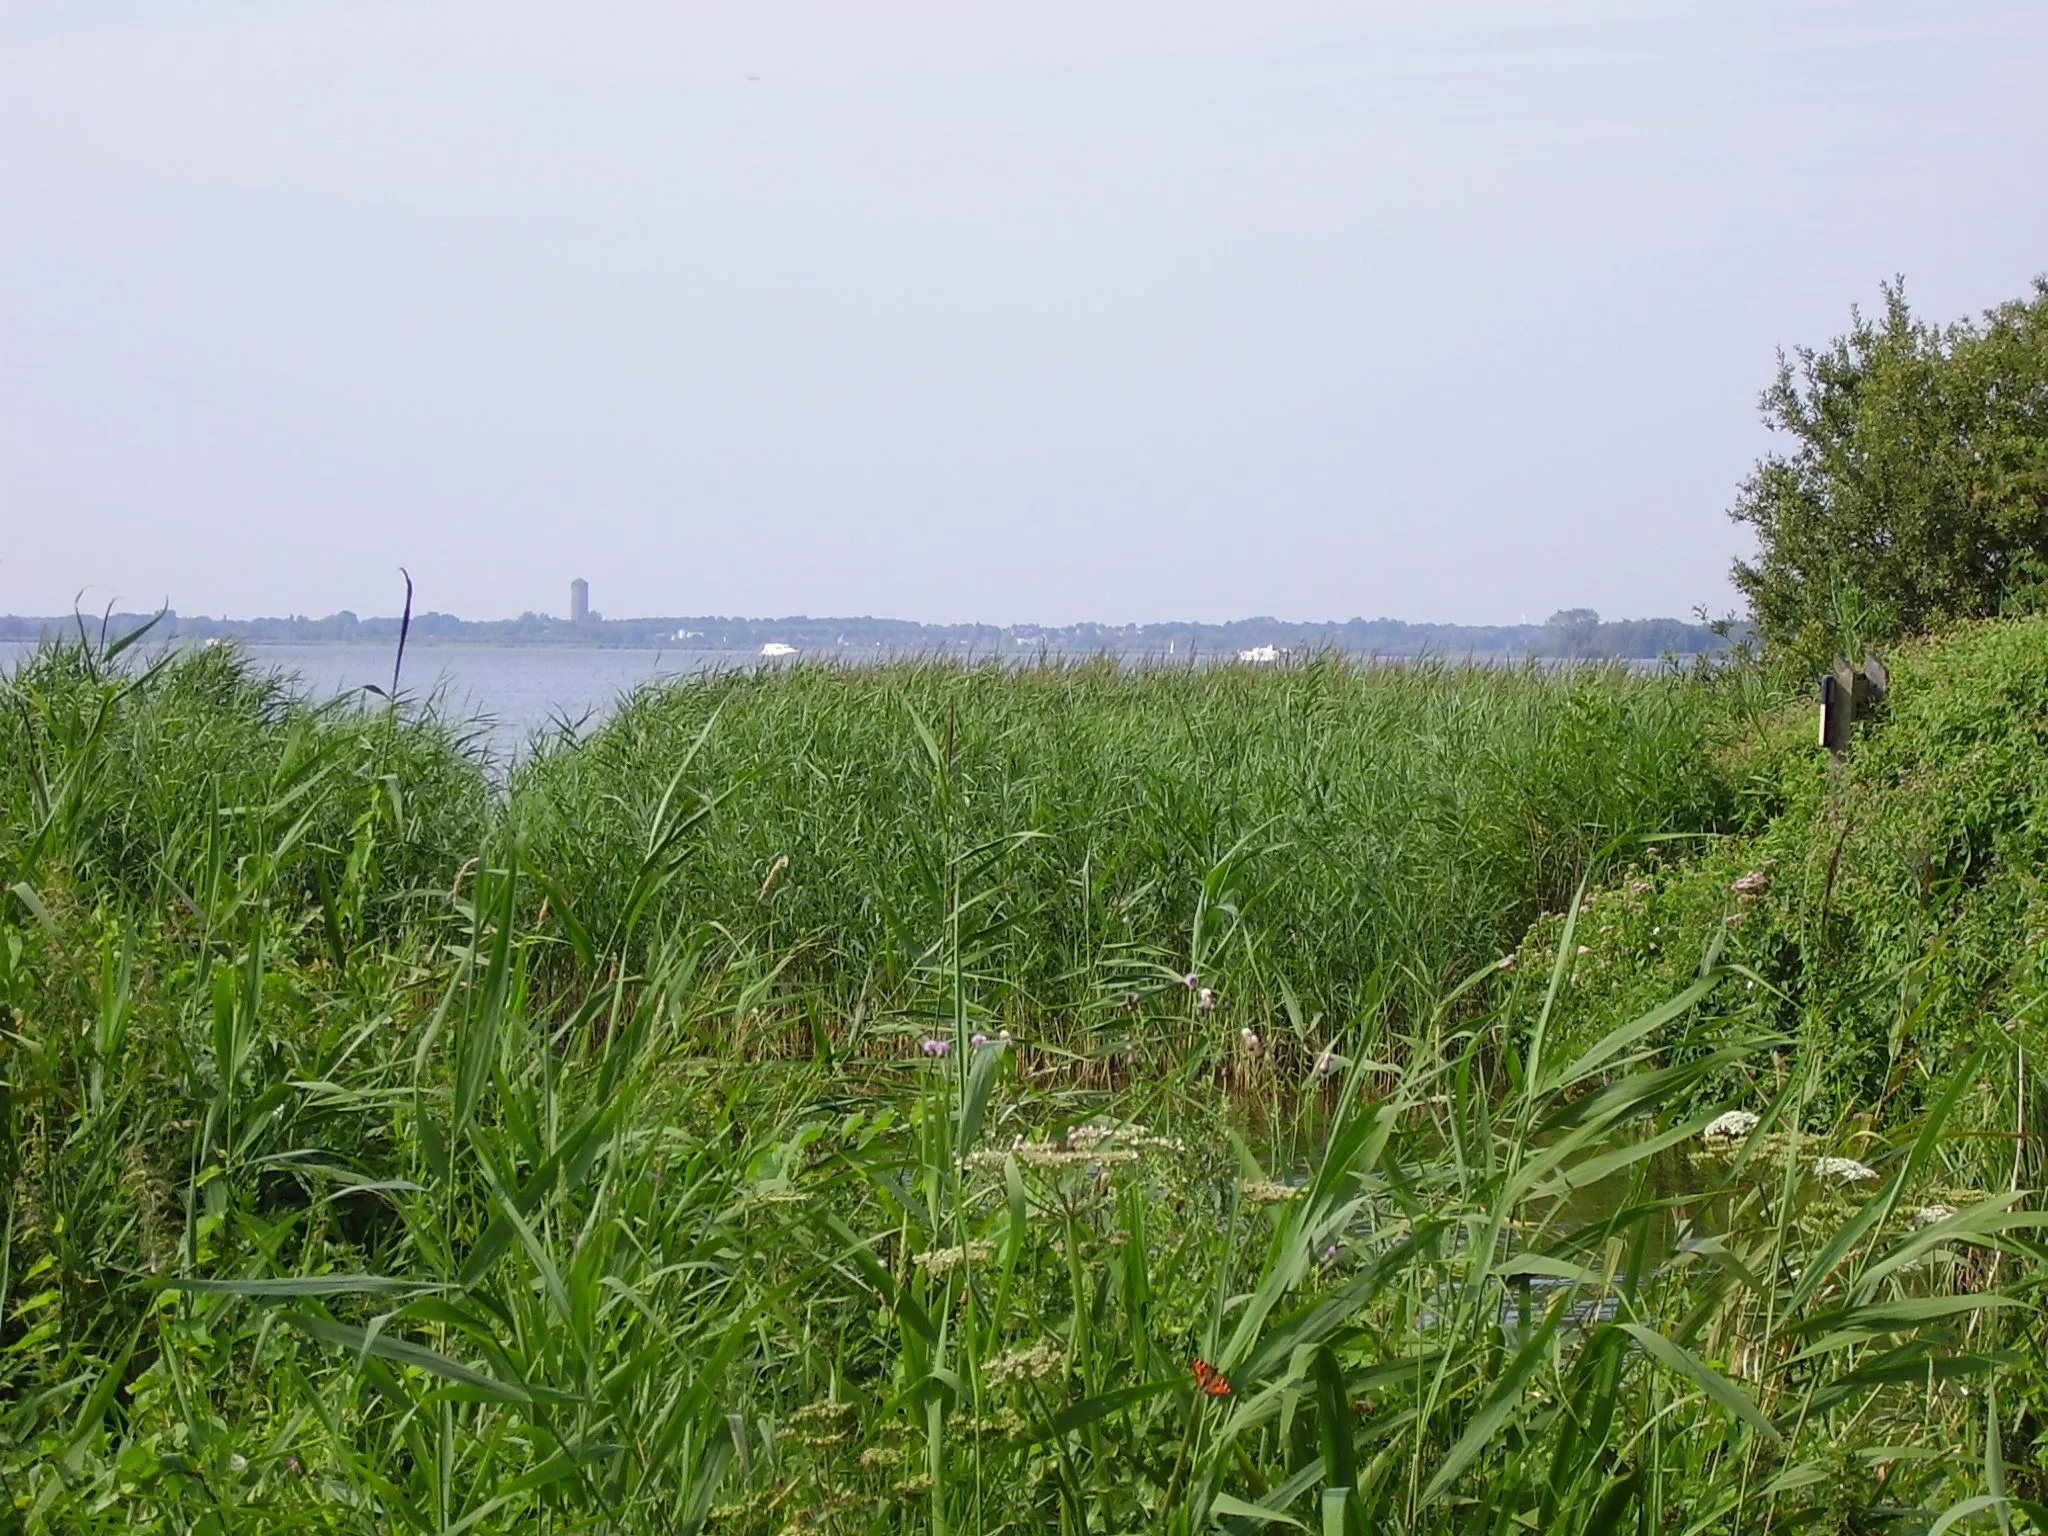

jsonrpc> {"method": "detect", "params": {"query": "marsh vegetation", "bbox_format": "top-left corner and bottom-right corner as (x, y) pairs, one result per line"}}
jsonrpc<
(2, 624), (2045, 1533)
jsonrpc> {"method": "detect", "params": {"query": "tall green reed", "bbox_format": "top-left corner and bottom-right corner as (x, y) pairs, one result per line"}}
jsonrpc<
(508, 654), (1737, 1045)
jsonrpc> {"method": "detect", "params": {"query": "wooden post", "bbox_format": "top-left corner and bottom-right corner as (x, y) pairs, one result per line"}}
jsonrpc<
(1818, 652), (1886, 763)
(1820, 657), (1856, 761)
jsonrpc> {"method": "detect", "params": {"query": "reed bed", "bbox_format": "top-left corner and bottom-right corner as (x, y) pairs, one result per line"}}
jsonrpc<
(508, 654), (1742, 1040)
(2, 636), (2042, 1533)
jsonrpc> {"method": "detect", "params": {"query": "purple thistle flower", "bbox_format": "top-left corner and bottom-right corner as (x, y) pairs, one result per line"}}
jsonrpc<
(920, 1037), (951, 1058)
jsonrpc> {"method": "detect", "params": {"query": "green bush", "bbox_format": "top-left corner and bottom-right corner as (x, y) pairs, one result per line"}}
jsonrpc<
(1512, 617), (2048, 1156)
(1731, 278), (2048, 673)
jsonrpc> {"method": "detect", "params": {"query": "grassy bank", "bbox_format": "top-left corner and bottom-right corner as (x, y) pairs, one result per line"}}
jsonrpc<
(3, 633), (2043, 1532)
(1513, 617), (2048, 1146)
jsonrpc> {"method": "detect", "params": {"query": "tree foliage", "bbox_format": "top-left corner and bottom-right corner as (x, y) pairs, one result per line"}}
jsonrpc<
(1731, 278), (2048, 671)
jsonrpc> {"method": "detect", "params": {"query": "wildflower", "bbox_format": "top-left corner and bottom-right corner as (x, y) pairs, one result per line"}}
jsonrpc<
(1239, 1179), (1298, 1205)
(1813, 1156), (1878, 1183)
(1576, 944), (1590, 956)
(1497, 954), (1515, 971)
(859, 1445), (906, 1470)
(920, 1037), (951, 1057)
(1909, 1204), (1958, 1229)
(1013, 1142), (1136, 1171)
(1730, 870), (1769, 896)
(1183, 971), (1200, 990)
(789, 1400), (856, 1431)
(1240, 1027), (1263, 1054)
(227, 1453), (249, 1474)
(1702, 1110), (1759, 1142)
(970, 1032), (990, 1048)
(1128, 1133), (1183, 1152)
(984, 1339), (1066, 1387)
(961, 1407), (1029, 1438)
(1310, 1047), (1341, 1080)
(892, 1475), (935, 1498)
(1082, 1123), (1184, 1154)
(1628, 879), (1653, 895)
(1197, 987), (1218, 1011)
(999, 1028), (1012, 1042)
(912, 1241), (995, 1276)
(1320, 1244), (1339, 1263)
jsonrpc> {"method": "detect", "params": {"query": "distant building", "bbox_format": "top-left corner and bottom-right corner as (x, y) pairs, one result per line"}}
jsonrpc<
(569, 578), (589, 624)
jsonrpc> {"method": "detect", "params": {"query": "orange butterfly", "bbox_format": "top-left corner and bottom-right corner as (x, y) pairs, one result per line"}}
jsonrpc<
(1190, 1358), (1232, 1398)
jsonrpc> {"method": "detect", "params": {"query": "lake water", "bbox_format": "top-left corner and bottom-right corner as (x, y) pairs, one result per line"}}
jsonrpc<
(0, 640), (777, 760)
(1, 638), (1665, 762)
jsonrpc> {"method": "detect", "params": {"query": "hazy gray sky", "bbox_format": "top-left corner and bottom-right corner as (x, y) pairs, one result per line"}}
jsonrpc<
(3, 2), (2044, 625)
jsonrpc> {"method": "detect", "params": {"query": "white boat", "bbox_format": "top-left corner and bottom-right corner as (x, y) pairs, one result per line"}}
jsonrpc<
(1238, 644), (1280, 663)
(760, 642), (797, 657)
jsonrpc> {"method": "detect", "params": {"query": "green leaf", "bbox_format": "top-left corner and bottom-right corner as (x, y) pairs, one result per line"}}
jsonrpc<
(1312, 1346), (1358, 1496)
(1493, 1254), (1606, 1286)
(61, 1321), (143, 1470)
(1787, 1294), (2021, 1356)
(162, 1274), (437, 1297)
(1046, 1381), (1172, 1438)
(281, 1313), (541, 1404)
(9, 880), (58, 939)
(1211, 1492), (1307, 1529)
(1618, 1324), (1782, 1448)
(1420, 1302), (1561, 1506)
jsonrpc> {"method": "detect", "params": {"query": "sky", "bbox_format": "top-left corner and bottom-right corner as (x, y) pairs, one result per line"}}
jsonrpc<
(2, 2), (2045, 627)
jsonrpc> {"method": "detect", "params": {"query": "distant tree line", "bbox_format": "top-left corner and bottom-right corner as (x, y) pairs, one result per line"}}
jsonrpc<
(0, 607), (1737, 660)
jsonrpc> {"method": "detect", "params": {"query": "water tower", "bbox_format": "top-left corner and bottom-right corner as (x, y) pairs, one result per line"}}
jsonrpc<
(569, 578), (589, 624)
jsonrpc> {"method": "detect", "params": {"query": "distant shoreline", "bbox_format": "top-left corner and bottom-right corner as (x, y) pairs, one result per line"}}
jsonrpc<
(0, 608), (1741, 661)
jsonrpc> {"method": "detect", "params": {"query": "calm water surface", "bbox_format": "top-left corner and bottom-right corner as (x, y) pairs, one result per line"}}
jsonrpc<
(2, 639), (1660, 762)
(0, 641), (774, 760)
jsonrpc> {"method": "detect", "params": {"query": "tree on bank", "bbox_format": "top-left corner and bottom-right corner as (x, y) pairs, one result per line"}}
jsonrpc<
(1730, 278), (2048, 671)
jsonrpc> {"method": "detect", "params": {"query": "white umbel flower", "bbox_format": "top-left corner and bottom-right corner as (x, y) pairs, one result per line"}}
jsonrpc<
(984, 1340), (1066, 1387)
(913, 1241), (996, 1276)
(1813, 1156), (1878, 1183)
(1701, 1110), (1759, 1142)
